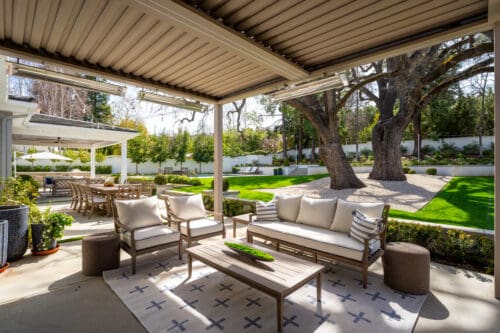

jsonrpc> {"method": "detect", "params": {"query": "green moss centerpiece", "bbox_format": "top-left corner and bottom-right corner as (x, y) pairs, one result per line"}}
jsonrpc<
(224, 242), (274, 261)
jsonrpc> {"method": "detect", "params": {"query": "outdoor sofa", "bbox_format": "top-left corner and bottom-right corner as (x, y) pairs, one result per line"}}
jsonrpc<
(247, 195), (390, 288)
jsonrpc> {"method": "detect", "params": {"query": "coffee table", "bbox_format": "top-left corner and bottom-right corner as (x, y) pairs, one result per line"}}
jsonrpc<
(186, 240), (324, 332)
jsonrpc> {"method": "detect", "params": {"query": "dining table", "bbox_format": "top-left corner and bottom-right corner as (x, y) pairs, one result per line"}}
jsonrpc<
(88, 184), (141, 216)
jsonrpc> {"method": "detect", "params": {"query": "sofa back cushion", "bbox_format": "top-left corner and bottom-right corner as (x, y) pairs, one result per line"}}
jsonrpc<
(168, 194), (206, 221)
(275, 194), (302, 222)
(255, 200), (280, 221)
(115, 196), (163, 230)
(296, 197), (337, 228)
(330, 199), (384, 233)
(350, 209), (381, 243)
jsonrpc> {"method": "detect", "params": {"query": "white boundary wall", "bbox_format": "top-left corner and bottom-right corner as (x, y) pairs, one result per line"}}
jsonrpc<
(16, 135), (494, 175)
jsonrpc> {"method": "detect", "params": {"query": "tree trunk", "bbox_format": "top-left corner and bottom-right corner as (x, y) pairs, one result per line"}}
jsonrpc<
(321, 140), (365, 189)
(369, 119), (406, 180)
(297, 116), (303, 163)
(281, 109), (288, 161)
(411, 111), (421, 158)
(311, 135), (316, 163)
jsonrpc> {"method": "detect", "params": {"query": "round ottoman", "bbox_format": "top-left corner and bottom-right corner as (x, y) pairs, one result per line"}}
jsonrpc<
(82, 232), (120, 276)
(383, 242), (430, 295)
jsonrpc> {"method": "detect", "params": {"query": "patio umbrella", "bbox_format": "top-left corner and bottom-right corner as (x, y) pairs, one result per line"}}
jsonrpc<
(19, 151), (72, 161)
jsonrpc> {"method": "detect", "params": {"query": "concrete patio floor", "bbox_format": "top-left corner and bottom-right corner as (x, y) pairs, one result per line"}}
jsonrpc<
(1, 200), (499, 332)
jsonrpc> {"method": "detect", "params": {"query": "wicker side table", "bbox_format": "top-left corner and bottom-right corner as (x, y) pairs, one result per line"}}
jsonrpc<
(383, 242), (430, 295)
(82, 232), (120, 276)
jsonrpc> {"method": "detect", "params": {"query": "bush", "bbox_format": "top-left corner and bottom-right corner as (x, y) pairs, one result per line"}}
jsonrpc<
(202, 195), (256, 217)
(166, 175), (202, 186)
(400, 145), (408, 155)
(462, 142), (480, 156)
(426, 168), (437, 175)
(33, 165), (52, 172)
(95, 165), (112, 174)
(360, 148), (373, 158)
(55, 165), (70, 172)
(386, 220), (494, 274)
(211, 178), (230, 191)
(16, 165), (32, 172)
(408, 169), (416, 174)
(439, 142), (459, 158)
(154, 174), (167, 185)
(402, 167), (410, 174)
(232, 167), (240, 174)
(272, 157), (284, 166)
(420, 145), (436, 156)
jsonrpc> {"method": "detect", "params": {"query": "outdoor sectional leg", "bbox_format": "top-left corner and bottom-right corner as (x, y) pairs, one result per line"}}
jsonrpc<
(362, 267), (368, 289)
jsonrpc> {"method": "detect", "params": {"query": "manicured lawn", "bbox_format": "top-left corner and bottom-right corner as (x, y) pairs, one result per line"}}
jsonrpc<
(179, 174), (329, 201)
(389, 176), (494, 230)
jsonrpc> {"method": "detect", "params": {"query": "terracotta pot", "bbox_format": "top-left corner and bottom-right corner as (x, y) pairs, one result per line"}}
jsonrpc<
(31, 244), (60, 256)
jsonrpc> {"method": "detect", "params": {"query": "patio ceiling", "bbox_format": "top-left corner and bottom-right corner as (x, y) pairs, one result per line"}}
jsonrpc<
(0, 0), (491, 104)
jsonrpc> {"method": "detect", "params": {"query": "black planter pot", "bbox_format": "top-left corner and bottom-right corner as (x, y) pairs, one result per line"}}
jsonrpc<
(0, 220), (8, 268)
(0, 205), (29, 261)
(31, 224), (57, 252)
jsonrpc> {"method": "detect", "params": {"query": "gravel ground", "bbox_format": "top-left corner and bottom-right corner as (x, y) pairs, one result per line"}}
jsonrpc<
(259, 173), (452, 212)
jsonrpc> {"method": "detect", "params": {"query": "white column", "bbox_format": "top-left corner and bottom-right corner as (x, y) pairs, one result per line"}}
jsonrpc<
(120, 140), (128, 184)
(0, 112), (13, 179)
(90, 147), (96, 178)
(494, 22), (500, 300)
(213, 104), (223, 221)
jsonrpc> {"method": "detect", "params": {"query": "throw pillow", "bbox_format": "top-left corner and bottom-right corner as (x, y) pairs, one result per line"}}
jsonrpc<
(275, 194), (303, 222)
(296, 197), (337, 228)
(115, 196), (163, 230)
(168, 194), (206, 221)
(349, 209), (381, 243)
(255, 200), (280, 221)
(330, 199), (384, 233)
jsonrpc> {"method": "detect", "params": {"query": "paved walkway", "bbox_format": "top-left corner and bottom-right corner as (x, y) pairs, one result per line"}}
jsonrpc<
(260, 173), (452, 212)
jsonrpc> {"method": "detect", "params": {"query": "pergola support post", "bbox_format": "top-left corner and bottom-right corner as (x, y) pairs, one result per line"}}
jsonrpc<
(90, 147), (96, 178)
(0, 111), (13, 179)
(213, 103), (223, 221)
(494, 21), (500, 300)
(120, 140), (128, 184)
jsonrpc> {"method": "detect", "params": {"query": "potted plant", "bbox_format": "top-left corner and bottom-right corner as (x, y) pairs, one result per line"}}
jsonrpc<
(0, 177), (40, 261)
(31, 208), (74, 255)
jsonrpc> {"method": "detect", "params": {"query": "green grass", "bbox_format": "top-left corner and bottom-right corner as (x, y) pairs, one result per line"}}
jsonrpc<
(178, 174), (329, 201)
(389, 176), (494, 230)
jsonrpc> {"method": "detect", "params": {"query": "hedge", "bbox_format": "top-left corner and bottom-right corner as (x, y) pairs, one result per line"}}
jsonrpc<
(386, 220), (494, 274)
(202, 195), (256, 217)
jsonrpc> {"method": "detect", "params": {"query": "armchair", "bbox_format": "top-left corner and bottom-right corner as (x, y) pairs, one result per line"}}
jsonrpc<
(112, 196), (181, 274)
(164, 194), (225, 248)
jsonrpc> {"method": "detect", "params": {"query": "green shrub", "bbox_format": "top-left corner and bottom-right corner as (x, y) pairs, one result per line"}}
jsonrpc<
(154, 174), (167, 185)
(95, 165), (112, 174)
(426, 168), (437, 175)
(386, 220), (494, 274)
(224, 242), (274, 261)
(400, 145), (408, 155)
(16, 165), (32, 172)
(211, 178), (230, 191)
(202, 195), (256, 217)
(402, 167), (410, 174)
(408, 169), (416, 174)
(421, 145), (436, 156)
(462, 142), (480, 156)
(33, 165), (52, 172)
(232, 167), (240, 174)
(55, 165), (70, 172)
(166, 175), (202, 186)
(439, 142), (459, 158)
(360, 148), (373, 158)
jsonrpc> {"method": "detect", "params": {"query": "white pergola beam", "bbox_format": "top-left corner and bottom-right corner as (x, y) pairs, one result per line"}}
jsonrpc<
(213, 103), (223, 221)
(127, 0), (309, 81)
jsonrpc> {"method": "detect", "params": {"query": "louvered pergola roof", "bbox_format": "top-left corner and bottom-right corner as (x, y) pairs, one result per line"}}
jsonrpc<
(0, 0), (492, 104)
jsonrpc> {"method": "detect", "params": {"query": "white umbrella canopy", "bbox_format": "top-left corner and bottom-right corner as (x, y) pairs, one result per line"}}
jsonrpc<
(19, 151), (72, 161)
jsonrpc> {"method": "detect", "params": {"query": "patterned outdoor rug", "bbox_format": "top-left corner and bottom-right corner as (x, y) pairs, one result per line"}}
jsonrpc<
(103, 256), (426, 333)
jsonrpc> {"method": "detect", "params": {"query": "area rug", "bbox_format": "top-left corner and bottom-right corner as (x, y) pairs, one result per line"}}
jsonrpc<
(103, 256), (426, 333)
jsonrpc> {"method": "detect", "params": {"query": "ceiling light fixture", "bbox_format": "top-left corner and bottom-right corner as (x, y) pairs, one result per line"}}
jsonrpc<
(7, 61), (126, 96)
(138, 91), (204, 112)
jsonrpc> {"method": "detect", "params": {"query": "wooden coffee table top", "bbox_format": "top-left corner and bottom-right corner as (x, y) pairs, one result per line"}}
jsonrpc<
(186, 240), (323, 295)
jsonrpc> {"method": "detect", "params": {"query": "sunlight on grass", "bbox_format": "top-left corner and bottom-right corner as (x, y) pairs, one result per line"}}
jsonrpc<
(389, 177), (494, 230)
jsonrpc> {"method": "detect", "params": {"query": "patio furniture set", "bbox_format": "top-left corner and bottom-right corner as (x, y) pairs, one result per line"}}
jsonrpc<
(82, 193), (429, 332)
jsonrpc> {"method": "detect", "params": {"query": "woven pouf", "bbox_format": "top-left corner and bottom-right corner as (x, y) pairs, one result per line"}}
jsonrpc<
(82, 232), (120, 276)
(383, 242), (430, 295)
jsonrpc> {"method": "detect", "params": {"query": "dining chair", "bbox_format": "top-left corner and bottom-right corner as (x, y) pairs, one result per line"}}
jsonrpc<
(81, 185), (107, 219)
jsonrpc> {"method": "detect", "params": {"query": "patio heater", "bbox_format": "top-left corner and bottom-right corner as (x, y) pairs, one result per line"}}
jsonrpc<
(6, 61), (126, 96)
(138, 91), (205, 112)
(269, 74), (346, 102)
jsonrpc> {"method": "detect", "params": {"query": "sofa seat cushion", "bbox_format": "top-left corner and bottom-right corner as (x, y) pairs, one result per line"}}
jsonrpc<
(248, 221), (380, 261)
(123, 225), (180, 250)
(180, 218), (223, 237)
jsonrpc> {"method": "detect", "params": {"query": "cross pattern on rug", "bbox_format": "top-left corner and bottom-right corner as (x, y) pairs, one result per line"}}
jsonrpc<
(103, 257), (426, 333)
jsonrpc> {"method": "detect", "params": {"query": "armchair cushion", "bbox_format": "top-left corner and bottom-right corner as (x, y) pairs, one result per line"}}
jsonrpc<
(296, 197), (337, 228)
(115, 196), (163, 229)
(122, 225), (180, 250)
(349, 209), (381, 243)
(330, 199), (384, 233)
(180, 218), (223, 237)
(168, 194), (206, 220)
(275, 194), (302, 222)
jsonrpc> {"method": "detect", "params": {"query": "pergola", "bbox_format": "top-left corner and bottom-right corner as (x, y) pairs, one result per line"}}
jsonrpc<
(0, 0), (498, 297)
